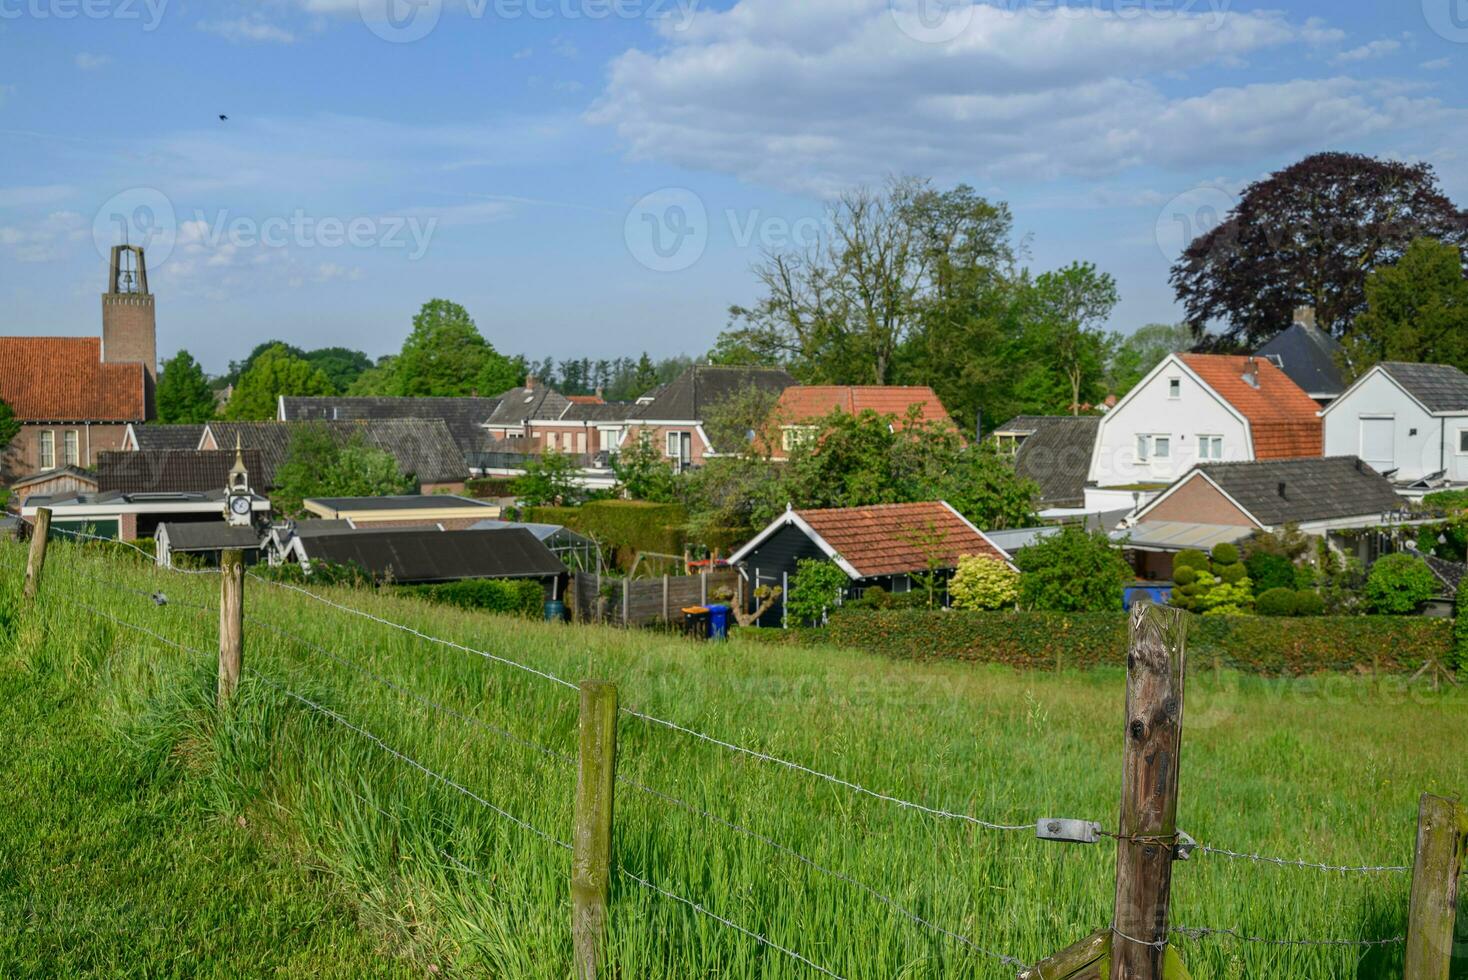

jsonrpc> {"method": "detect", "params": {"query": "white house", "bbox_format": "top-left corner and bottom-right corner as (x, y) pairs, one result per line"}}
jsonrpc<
(1086, 353), (1323, 511)
(1321, 361), (1468, 490)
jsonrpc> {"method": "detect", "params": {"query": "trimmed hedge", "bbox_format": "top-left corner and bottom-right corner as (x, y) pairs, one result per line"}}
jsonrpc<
(824, 609), (1454, 676)
(400, 578), (546, 617)
(526, 500), (688, 569)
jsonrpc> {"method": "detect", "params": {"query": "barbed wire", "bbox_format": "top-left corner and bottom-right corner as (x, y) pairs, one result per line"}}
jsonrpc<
(618, 867), (849, 980)
(1194, 843), (1409, 875)
(1172, 926), (1407, 948)
(30, 522), (217, 574)
(246, 666), (571, 853)
(55, 594), (213, 659)
(246, 573), (580, 692)
(55, 560), (219, 616)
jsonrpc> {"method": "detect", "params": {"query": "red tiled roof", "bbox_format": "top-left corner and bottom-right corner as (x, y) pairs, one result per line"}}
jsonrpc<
(796, 501), (1008, 578)
(0, 337), (146, 422)
(1179, 354), (1322, 459)
(566, 395), (605, 405)
(775, 386), (951, 427)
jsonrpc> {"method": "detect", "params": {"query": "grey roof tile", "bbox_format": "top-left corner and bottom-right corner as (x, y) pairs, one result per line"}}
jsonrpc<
(130, 424), (206, 451)
(279, 397), (502, 454)
(1256, 323), (1345, 398)
(1378, 362), (1468, 413)
(1009, 416), (1101, 507)
(627, 365), (795, 451)
(300, 527), (566, 583)
(204, 419), (467, 487)
(1192, 456), (1403, 526)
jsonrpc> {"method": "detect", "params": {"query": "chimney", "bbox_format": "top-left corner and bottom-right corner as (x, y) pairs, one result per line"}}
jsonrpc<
(1293, 305), (1317, 330)
(1242, 356), (1260, 389)
(102, 243), (157, 416)
(595, 385), (604, 401)
(525, 374), (539, 390)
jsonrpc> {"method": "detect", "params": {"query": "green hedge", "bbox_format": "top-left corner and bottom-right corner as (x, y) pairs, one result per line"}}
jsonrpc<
(399, 579), (546, 617)
(526, 500), (688, 569)
(825, 609), (1455, 675)
(465, 477), (518, 499)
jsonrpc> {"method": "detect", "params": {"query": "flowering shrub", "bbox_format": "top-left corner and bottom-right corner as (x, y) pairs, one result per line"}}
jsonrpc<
(949, 554), (1020, 611)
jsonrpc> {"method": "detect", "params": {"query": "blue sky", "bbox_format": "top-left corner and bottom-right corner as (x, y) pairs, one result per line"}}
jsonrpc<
(1, 0), (1465, 375)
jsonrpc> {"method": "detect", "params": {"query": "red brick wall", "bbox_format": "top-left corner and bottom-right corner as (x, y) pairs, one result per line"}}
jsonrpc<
(622, 424), (706, 467)
(1142, 476), (1256, 526)
(2, 423), (132, 484)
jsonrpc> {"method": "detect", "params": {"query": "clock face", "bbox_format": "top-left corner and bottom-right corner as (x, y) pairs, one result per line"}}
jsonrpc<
(230, 495), (252, 516)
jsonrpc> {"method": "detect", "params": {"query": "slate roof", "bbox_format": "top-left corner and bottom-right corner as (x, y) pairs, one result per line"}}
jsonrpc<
(304, 494), (496, 513)
(97, 449), (264, 494)
(1256, 322), (1345, 399)
(485, 386), (574, 426)
(1417, 551), (1465, 599)
(1376, 362), (1468, 413)
(278, 397), (503, 454)
(773, 386), (951, 426)
(1190, 456), (1403, 526)
(1007, 416), (1101, 507)
(300, 527), (566, 584)
(129, 424), (207, 451)
(563, 401), (633, 423)
(795, 501), (1008, 578)
(0, 337), (147, 421)
(1179, 354), (1323, 459)
(202, 420), (467, 488)
(158, 522), (264, 552)
(629, 366), (794, 420)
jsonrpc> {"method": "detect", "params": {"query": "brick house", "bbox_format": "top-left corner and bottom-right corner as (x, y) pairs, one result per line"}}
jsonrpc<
(0, 245), (157, 486)
(766, 385), (953, 460)
(621, 365), (796, 471)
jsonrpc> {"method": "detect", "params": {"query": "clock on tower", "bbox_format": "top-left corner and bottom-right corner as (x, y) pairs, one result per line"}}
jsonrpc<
(224, 438), (254, 527)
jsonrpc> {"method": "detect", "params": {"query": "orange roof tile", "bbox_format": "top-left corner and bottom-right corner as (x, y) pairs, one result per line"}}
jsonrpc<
(796, 501), (1008, 578)
(0, 337), (146, 422)
(566, 395), (605, 405)
(1179, 354), (1322, 459)
(775, 386), (951, 427)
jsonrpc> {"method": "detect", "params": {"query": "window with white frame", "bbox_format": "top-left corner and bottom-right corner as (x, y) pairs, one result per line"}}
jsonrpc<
(546, 432), (558, 451)
(39, 431), (55, 470)
(1198, 435), (1223, 461)
(782, 426), (816, 452)
(665, 431), (681, 457)
(1135, 434), (1172, 462)
(1135, 434), (1149, 462)
(63, 430), (79, 466)
(1168, 378), (1181, 399)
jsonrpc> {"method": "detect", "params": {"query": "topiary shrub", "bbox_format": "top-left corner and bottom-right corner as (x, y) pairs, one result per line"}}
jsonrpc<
(1364, 554), (1438, 615)
(1210, 542), (1239, 566)
(1256, 587), (1296, 616)
(1245, 553), (1295, 593)
(1173, 565), (1198, 586)
(1218, 563), (1248, 585)
(1291, 590), (1324, 616)
(1174, 549), (1209, 572)
(949, 554), (1020, 611)
(1013, 527), (1132, 612)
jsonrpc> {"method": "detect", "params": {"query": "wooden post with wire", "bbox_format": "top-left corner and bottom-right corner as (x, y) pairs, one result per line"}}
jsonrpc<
(1404, 794), (1466, 980)
(218, 549), (244, 706)
(22, 506), (52, 603)
(572, 679), (618, 980)
(1111, 600), (1190, 980)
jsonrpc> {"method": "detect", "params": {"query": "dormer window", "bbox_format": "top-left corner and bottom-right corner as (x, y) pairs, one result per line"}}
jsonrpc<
(1168, 378), (1181, 400)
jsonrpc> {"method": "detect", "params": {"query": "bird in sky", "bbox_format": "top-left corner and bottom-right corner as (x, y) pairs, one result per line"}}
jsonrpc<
(218, 114), (228, 121)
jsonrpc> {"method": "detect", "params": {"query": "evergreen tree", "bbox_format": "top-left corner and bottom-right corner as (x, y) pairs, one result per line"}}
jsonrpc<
(155, 351), (217, 424)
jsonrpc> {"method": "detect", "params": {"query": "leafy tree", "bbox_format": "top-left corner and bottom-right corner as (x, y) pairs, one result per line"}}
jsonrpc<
(785, 558), (850, 626)
(155, 351), (217, 424)
(1342, 237), (1468, 376)
(513, 449), (583, 507)
(680, 455), (783, 543)
(222, 340), (306, 387)
(612, 432), (678, 503)
(1364, 553), (1438, 615)
(1244, 552), (1296, 594)
(223, 343), (334, 420)
(630, 352), (660, 397)
(1170, 152), (1468, 345)
(1012, 527), (1131, 612)
(1029, 262), (1119, 414)
(386, 299), (522, 397)
(303, 347), (373, 393)
(345, 355), (397, 395)
(949, 554), (1020, 610)
(1108, 322), (1193, 394)
(272, 424), (415, 518)
(942, 441), (1041, 531)
(0, 396), (22, 450)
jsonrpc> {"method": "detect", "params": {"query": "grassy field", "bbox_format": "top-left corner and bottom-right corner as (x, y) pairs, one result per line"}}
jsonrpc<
(1, 538), (1465, 978)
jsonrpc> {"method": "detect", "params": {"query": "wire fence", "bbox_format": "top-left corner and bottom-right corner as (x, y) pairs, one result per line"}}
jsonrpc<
(7, 539), (1440, 976)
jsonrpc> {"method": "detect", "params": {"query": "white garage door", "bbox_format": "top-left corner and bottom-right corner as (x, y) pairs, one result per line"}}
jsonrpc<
(1359, 417), (1395, 472)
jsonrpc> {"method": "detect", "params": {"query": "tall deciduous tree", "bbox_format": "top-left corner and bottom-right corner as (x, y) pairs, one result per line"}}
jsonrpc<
(223, 344), (334, 420)
(1343, 237), (1468, 375)
(155, 351), (217, 424)
(386, 299), (522, 397)
(1108, 322), (1194, 395)
(1170, 152), (1468, 345)
(0, 397), (20, 450)
(272, 424), (415, 518)
(1028, 262), (1119, 414)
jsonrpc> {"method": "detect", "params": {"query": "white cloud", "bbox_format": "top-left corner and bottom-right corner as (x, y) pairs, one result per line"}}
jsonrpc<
(551, 35), (579, 59)
(1299, 17), (1346, 47)
(1333, 39), (1401, 64)
(0, 184), (75, 209)
(74, 53), (112, 71)
(198, 18), (298, 44)
(513, 48), (534, 60)
(590, 1), (1457, 193)
(0, 210), (88, 263)
(1422, 57), (1452, 71)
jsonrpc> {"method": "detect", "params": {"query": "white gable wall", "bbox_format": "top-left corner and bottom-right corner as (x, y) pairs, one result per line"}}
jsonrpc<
(1322, 370), (1440, 481)
(1089, 356), (1250, 488)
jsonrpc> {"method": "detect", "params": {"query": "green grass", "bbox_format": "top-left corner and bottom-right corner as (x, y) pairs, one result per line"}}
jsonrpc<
(1, 539), (1465, 978)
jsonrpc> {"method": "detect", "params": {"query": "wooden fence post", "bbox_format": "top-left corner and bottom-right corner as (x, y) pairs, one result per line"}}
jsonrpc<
(22, 506), (52, 603)
(1111, 600), (1189, 980)
(662, 574), (670, 622)
(572, 680), (618, 980)
(1405, 794), (1466, 980)
(218, 549), (244, 706)
(621, 580), (630, 628)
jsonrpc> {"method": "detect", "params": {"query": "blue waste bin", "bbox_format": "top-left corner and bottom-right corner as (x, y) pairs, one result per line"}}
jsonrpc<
(544, 599), (566, 622)
(707, 604), (731, 640)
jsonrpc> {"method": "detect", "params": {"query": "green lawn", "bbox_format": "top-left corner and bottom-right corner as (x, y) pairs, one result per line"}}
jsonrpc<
(1, 539), (1464, 978)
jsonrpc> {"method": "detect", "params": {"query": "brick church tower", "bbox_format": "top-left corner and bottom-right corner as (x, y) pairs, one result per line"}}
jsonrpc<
(102, 244), (157, 417)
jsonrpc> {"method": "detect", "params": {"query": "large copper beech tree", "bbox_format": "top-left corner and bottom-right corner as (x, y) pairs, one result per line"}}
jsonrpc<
(1170, 152), (1468, 347)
